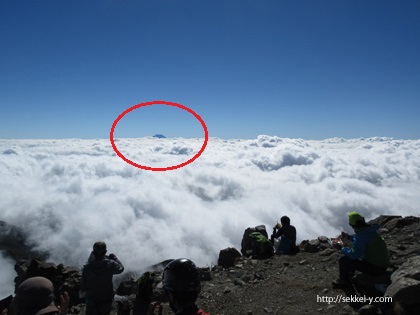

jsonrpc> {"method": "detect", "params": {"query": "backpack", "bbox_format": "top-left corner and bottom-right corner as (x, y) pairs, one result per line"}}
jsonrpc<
(249, 232), (274, 259)
(241, 225), (269, 256)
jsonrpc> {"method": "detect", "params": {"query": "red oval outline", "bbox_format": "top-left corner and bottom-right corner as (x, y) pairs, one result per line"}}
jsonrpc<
(110, 100), (208, 171)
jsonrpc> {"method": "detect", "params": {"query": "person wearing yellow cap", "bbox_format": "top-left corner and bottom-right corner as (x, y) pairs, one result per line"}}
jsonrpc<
(332, 212), (389, 289)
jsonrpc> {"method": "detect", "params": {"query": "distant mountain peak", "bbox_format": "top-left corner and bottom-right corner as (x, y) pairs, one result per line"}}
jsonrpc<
(153, 134), (167, 138)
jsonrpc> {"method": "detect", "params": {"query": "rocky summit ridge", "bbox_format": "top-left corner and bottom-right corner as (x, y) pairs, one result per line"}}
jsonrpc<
(1, 215), (420, 315)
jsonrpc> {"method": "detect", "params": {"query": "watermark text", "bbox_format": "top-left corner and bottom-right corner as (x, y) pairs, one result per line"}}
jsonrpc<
(317, 295), (392, 305)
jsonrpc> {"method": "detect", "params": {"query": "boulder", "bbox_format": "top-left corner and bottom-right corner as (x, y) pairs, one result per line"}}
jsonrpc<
(385, 256), (420, 305)
(14, 259), (81, 308)
(318, 236), (329, 243)
(382, 216), (420, 231)
(117, 278), (137, 296)
(218, 247), (241, 268)
(300, 239), (320, 253)
(367, 215), (401, 227)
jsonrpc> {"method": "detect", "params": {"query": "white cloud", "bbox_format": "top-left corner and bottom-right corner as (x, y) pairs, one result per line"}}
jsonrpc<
(0, 252), (15, 299)
(0, 136), (419, 296)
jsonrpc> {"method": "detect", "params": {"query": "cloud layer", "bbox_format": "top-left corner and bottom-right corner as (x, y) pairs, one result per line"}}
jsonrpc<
(1, 136), (419, 297)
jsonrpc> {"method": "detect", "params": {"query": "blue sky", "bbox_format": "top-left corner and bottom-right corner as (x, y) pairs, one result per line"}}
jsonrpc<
(1, 0), (419, 140)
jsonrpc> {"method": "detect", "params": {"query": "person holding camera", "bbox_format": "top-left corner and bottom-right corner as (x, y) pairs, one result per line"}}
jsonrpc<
(80, 241), (124, 315)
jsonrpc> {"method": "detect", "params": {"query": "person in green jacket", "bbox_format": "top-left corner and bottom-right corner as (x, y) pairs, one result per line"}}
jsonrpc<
(333, 212), (389, 288)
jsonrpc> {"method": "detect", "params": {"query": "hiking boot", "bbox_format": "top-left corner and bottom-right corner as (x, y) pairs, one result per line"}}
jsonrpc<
(332, 278), (352, 289)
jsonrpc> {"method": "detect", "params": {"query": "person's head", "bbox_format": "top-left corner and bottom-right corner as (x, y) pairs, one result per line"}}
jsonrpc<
(348, 212), (366, 229)
(12, 277), (59, 315)
(280, 216), (290, 226)
(93, 241), (107, 259)
(162, 258), (201, 312)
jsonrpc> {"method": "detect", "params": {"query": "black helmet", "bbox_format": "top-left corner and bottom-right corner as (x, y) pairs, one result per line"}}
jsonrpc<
(162, 258), (201, 293)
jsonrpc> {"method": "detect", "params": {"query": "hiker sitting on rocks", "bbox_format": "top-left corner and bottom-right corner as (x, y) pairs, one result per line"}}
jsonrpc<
(80, 241), (124, 315)
(333, 212), (389, 289)
(160, 258), (213, 315)
(3, 276), (69, 315)
(270, 216), (297, 254)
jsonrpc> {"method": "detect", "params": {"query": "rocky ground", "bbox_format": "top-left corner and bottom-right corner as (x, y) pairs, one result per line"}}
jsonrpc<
(200, 250), (358, 314)
(1, 215), (420, 315)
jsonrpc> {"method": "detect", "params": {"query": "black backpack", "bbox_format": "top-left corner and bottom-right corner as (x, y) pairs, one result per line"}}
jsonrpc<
(249, 232), (274, 258)
(241, 225), (270, 257)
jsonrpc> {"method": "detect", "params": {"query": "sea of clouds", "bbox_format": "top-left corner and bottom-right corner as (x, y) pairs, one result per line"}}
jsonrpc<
(1, 135), (419, 297)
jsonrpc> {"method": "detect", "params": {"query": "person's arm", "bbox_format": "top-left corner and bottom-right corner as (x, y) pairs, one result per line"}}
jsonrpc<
(274, 228), (283, 239)
(108, 254), (124, 274)
(341, 233), (366, 259)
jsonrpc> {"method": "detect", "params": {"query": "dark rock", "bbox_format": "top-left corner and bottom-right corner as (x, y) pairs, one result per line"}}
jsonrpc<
(240, 273), (253, 282)
(234, 278), (245, 286)
(367, 215), (402, 227)
(318, 236), (329, 243)
(382, 216), (420, 231)
(218, 247), (241, 268)
(385, 256), (420, 305)
(13, 259), (81, 308)
(300, 239), (320, 253)
(378, 228), (389, 234)
(254, 271), (265, 280)
(382, 218), (401, 231)
(117, 278), (136, 296)
(309, 239), (320, 247)
(398, 216), (420, 228)
(22, 259), (60, 287)
(198, 267), (212, 281)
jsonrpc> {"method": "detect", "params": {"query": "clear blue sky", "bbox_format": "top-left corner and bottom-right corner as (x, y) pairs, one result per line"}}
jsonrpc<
(1, 0), (419, 139)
